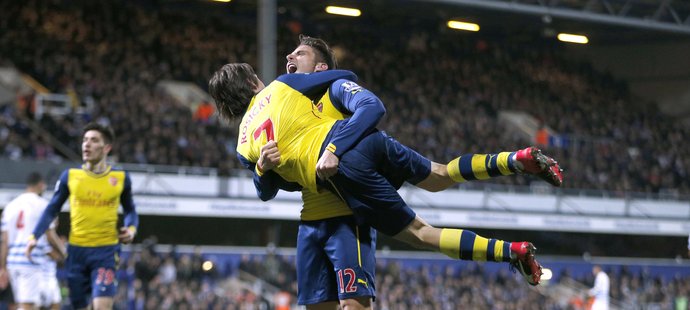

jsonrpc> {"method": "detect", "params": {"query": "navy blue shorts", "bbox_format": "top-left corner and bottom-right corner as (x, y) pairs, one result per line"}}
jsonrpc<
(320, 126), (431, 236)
(296, 216), (376, 305)
(66, 244), (120, 308)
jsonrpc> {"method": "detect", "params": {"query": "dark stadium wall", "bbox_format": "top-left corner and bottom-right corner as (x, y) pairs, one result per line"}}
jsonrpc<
(563, 41), (690, 121)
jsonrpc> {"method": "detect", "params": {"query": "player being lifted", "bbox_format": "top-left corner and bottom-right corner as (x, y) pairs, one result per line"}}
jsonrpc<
(25, 123), (139, 310)
(1, 172), (64, 310)
(210, 58), (561, 306)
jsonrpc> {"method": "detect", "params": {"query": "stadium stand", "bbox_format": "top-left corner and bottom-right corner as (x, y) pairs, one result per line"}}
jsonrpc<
(0, 0), (688, 195)
(108, 241), (690, 309)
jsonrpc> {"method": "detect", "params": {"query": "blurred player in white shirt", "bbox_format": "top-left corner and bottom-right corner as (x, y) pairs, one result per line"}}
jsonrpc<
(588, 265), (610, 310)
(0, 172), (65, 310)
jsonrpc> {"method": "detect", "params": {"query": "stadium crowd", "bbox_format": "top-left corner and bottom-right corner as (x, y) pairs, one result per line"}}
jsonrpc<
(104, 241), (690, 309)
(0, 0), (688, 196)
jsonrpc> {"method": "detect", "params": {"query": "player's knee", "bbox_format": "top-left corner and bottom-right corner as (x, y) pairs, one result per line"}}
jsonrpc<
(339, 296), (371, 310)
(415, 162), (452, 192)
(394, 217), (440, 250)
(92, 297), (114, 310)
(306, 301), (339, 310)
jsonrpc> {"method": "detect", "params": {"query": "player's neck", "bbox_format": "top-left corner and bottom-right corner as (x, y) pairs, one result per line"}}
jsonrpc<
(83, 160), (109, 174)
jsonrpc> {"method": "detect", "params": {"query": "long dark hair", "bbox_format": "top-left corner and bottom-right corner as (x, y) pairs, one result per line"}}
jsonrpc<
(208, 63), (258, 119)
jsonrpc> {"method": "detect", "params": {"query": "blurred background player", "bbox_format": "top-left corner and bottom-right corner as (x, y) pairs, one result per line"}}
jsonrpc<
(588, 265), (610, 310)
(0, 172), (64, 310)
(25, 123), (139, 310)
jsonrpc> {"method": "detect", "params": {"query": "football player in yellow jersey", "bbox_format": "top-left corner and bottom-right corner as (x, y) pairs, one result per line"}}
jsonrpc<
(210, 42), (563, 307)
(249, 35), (565, 310)
(25, 123), (139, 310)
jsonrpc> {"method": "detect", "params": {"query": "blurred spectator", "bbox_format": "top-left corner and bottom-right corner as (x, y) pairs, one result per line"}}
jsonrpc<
(535, 121), (549, 147)
(159, 256), (177, 285)
(588, 265), (610, 310)
(193, 101), (215, 124)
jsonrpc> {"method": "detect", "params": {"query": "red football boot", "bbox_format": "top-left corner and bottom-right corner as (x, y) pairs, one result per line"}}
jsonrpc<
(510, 241), (543, 286)
(515, 147), (563, 187)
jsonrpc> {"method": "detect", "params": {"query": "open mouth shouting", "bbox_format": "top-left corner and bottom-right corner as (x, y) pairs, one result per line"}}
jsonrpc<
(287, 62), (297, 73)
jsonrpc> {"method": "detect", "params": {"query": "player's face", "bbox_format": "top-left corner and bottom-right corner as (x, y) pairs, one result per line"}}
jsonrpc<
(82, 130), (111, 163)
(286, 45), (326, 74)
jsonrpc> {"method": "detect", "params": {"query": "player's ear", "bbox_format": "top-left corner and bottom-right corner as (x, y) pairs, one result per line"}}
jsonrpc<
(315, 62), (328, 72)
(104, 143), (113, 154)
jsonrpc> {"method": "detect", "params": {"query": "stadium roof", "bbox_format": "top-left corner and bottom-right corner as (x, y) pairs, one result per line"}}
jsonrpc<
(266, 0), (690, 44)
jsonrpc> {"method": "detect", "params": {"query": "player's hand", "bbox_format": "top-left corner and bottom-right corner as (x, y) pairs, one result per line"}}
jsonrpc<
(316, 150), (339, 180)
(0, 269), (8, 290)
(258, 140), (281, 172)
(25, 238), (37, 263)
(119, 227), (136, 244)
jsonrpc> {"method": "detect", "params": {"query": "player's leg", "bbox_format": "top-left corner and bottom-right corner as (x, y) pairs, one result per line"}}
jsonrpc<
(41, 271), (62, 310)
(65, 245), (92, 310)
(306, 302), (339, 310)
(330, 135), (542, 285)
(92, 297), (114, 310)
(88, 245), (120, 310)
(340, 297), (371, 310)
(0, 281), (16, 310)
(393, 216), (542, 285)
(418, 148), (563, 190)
(299, 216), (375, 310)
(324, 217), (375, 310)
(7, 268), (39, 310)
(297, 219), (341, 307)
(375, 131), (562, 191)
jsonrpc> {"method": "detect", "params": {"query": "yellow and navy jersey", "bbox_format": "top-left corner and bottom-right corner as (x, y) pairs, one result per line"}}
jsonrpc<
(300, 87), (352, 220)
(32, 166), (138, 247)
(236, 70), (384, 194)
(241, 71), (387, 220)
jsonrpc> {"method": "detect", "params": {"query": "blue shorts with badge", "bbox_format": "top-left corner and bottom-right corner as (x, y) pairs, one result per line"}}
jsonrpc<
(319, 124), (431, 236)
(297, 216), (377, 305)
(66, 244), (120, 308)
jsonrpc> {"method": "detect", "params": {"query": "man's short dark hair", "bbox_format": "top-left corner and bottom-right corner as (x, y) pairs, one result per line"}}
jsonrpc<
(299, 34), (337, 70)
(83, 122), (115, 144)
(26, 172), (43, 186)
(208, 63), (258, 119)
